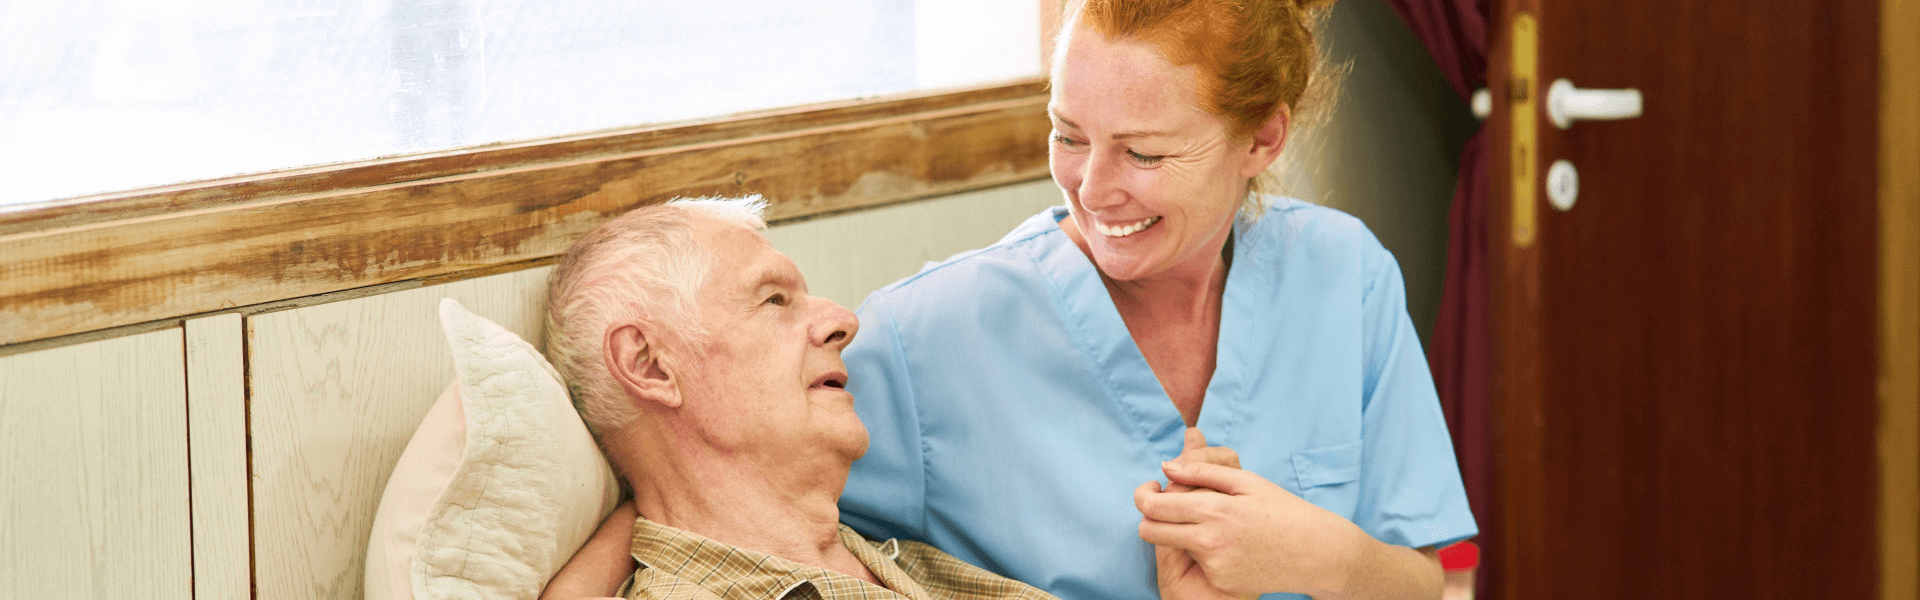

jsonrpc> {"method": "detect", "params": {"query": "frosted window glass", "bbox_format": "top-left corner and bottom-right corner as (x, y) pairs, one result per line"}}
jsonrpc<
(0, 0), (1038, 209)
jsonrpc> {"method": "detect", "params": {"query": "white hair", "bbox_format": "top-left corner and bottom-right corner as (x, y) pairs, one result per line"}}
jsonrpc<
(544, 195), (768, 436)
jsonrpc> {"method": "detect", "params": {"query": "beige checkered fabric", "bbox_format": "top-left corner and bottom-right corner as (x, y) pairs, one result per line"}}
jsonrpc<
(617, 517), (1055, 600)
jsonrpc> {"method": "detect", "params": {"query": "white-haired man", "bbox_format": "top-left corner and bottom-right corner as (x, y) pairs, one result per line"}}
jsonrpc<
(538, 197), (1056, 600)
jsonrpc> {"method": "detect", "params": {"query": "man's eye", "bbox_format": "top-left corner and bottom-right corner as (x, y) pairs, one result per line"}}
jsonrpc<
(1126, 150), (1165, 166)
(764, 293), (789, 307)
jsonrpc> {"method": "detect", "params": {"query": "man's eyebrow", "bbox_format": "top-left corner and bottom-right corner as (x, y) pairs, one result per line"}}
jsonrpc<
(1047, 108), (1170, 140)
(741, 260), (800, 295)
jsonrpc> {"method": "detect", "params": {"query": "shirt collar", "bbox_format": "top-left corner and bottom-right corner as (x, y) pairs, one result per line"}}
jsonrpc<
(627, 517), (926, 600)
(835, 526), (929, 599)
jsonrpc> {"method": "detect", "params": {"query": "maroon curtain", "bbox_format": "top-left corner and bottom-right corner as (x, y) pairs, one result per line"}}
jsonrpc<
(1377, 0), (1493, 596)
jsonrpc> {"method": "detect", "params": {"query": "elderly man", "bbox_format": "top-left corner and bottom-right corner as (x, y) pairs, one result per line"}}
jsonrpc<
(537, 197), (1055, 600)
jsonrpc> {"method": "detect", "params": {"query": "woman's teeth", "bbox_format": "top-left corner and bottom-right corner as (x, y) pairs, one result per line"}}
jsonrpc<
(1095, 216), (1161, 238)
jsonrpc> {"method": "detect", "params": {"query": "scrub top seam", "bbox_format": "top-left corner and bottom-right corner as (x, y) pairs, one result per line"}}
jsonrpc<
(1202, 218), (1259, 449)
(1022, 218), (1176, 454)
(1358, 239), (1393, 406)
(874, 293), (934, 540)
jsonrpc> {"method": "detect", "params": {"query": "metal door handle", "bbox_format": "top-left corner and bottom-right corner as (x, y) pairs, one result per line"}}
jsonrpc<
(1546, 79), (1643, 129)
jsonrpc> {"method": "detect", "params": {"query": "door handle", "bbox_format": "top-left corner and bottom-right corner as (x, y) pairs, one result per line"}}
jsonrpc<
(1542, 79), (1643, 212)
(1546, 79), (1643, 129)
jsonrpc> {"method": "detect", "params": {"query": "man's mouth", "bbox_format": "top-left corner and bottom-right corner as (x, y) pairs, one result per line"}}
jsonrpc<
(810, 372), (848, 390)
(1093, 216), (1161, 238)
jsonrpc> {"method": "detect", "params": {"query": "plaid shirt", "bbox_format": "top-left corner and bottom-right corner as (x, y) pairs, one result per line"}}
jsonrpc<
(618, 517), (1056, 600)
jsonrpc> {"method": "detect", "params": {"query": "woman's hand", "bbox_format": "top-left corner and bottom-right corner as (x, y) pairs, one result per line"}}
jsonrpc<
(1150, 429), (1256, 600)
(539, 500), (639, 600)
(1137, 428), (1442, 599)
(1135, 457), (1367, 596)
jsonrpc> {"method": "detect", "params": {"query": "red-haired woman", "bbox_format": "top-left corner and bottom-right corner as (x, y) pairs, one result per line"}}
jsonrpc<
(837, 1), (1475, 599)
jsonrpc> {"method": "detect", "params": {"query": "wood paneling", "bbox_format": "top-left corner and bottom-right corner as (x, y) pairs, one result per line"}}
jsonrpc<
(187, 314), (250, 600)
(0, 80), (1051, 348)
(1882, 0), (1920, 597)
(246, 268), (550, 600)
(0, 328), (190, 600)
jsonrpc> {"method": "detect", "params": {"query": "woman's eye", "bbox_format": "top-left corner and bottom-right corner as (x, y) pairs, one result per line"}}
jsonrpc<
(764, 293), (789, 307)
(1051, 132), (1085, 148)
(1126, 150), (1165, 166)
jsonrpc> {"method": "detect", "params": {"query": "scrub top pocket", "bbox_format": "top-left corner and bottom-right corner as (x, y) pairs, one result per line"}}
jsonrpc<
(1291, 440), (1364, 519)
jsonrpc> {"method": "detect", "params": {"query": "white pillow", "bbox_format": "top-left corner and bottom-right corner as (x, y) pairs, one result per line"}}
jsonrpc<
(365, 298), (623, 600)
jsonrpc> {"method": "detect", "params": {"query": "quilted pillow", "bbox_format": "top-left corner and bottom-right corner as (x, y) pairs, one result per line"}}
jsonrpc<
(365, 298), (623, 600)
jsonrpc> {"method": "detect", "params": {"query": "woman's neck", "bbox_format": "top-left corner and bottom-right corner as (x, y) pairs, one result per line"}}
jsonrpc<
(1082, 218), (1234, 325)
(1063, 214), (1234, 424)
(1101, 249), (1230, 324)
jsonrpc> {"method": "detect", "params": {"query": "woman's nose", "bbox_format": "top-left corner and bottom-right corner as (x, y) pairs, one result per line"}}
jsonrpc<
(1075, 151), (1126, 210)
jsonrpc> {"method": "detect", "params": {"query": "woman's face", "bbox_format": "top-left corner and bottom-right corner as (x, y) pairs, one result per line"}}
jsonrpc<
(1048, 24), (1268, 283)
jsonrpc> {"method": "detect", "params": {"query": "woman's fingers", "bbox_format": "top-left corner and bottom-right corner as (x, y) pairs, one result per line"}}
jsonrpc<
(1138, 514), (1206, 548)
(1141, 513), (1241, 559)
(1162, 459), (1258, 495)
(1136, 481), (1224, 524)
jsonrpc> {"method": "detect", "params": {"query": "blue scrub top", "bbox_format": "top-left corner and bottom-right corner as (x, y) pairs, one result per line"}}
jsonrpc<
(839, 201), (1476, 600)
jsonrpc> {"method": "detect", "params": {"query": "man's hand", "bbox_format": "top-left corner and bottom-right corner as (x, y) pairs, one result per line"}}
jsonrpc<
(1154, 535), (1258, 600)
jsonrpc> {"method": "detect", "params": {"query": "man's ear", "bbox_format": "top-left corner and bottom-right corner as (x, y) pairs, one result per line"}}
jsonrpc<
(604, 322), (681, 409)
(1239, 104), (1291, 178)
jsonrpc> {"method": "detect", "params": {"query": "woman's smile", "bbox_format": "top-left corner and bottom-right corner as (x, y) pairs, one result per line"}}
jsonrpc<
(1093, 215), (1162, 237)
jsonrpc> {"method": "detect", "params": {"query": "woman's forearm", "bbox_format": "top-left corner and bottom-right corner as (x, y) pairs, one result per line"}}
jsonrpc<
(539, 502), (638, 600)
(1318, 542), (1443, 600)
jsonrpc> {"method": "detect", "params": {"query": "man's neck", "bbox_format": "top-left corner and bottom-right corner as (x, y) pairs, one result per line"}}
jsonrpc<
(623, 446), (881, 585)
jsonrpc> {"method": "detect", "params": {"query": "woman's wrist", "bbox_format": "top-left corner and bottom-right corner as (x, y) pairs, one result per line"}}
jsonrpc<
(1319, 518), (1375, 598)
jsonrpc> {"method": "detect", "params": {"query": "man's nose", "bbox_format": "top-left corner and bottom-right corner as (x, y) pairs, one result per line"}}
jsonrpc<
(813, 297), (859, 348)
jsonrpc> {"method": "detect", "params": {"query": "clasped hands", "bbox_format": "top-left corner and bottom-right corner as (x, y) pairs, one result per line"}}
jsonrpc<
(1135, 428), (1371, 600)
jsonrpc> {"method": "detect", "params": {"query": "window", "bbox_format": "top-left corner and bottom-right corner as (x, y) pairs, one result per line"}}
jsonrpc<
(0, 0), (1039, 208)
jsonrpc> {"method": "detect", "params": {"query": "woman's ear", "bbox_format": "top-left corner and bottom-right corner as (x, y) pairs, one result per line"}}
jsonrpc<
(1240, 104), (1291, 178)
(604, 322), (682, 409)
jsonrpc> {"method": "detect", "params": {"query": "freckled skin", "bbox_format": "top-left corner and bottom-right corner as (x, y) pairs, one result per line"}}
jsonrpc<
(1047, 22), (1281, 424)
(1047, 23), (1266, 286)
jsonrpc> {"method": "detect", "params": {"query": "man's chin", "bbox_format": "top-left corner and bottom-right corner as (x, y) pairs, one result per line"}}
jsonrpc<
(847, 425), (871, 460)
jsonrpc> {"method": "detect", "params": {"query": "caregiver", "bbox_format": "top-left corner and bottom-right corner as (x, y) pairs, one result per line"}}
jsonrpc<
(834, 0), (1476, 598)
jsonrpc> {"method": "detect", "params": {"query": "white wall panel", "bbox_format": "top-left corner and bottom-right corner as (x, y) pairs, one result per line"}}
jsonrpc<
(247, 267), (551, 600)
(187, 314), (250, 600)
(767, 179), (1061, 311)
(0, 328), (190, 600)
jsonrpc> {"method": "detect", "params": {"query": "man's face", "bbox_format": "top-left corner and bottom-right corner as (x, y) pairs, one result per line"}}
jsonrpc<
(673, 218), (866, 462)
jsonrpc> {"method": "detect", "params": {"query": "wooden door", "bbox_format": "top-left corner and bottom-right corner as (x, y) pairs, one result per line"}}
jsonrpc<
(1487, 1), (1883, 598)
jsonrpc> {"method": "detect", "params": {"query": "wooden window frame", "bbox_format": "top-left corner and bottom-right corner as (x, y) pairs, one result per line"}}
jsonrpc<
(0, 79), (1052, 349)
